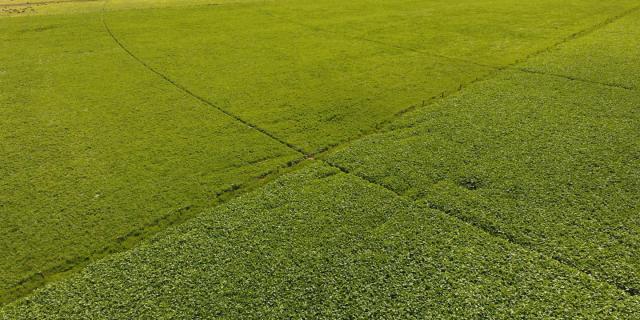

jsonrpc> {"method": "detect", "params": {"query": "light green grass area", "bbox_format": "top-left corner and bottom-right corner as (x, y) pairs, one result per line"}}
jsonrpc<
(262, 0), (639, 66)
(101, 0), (638, 153)
(2, 164), (639, 319)
(523, 10), (640, 90)
(102, 3), (491, 153)
(0, 12), (299, 302)
(2, 0), (640, 316)
(328, 71), (640, 293)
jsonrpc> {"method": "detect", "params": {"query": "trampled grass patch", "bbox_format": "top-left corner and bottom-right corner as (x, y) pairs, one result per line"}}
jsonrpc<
(522, 10), (640, 90)
(328, 70), (640, 293)
(0, 12), (299, 302)
(2, 163), (639, 319)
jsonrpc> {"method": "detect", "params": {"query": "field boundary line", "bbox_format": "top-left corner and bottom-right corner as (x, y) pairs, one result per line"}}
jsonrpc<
(0, 1), (310, 305)
(321, 158), (640, 298)
(259, 5), (640, 94)
(1, 204), (193, 305)
(306, 3), (640, 158)
(7, 1), (637, 306)
(515, 67), (637, 91)
(92, 0), (640, 299)
(313, 6), (640, 297)
(1, 152), (311, 306)
(257, 8), (496, 71)
(513, 5), (640, 65)
(101, 0), (308, 156)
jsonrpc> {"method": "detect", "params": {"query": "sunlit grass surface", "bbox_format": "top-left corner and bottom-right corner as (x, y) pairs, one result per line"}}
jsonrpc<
(0, 9), (299, 302)
(1, 0), (639, 317)
(3, 164), (639, 319)
(329, 70), (640, 293)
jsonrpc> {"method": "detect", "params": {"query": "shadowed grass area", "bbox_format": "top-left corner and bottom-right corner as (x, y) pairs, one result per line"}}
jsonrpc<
(2, 163), (639, 319)
(328, 70), (640, 293)
(0, 12), (299, 303)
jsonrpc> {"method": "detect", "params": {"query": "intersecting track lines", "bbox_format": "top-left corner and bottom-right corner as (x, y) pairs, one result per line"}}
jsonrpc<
(320, 157), (640, 301)
(93, 0), (640, 302)
(308, 5), (640, 297)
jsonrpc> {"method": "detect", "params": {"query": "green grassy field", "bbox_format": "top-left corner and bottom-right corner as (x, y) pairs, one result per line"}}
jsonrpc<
(3, 164), (640, 319)
(328, 70), (640, 294)
(0, 7), (301, 303)
(1, 0), (639, 317)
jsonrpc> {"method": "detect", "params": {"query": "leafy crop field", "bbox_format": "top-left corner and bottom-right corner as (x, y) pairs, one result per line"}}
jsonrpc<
(1, 0), (639, 318)
(329, 70), (640, 294)
(0, 7), (300, 303)
(3, 164), (640, 318)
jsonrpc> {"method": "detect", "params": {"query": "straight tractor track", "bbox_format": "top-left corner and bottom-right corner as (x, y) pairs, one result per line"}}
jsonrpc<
(98, 0), (640, 298)
(6, 0), (637, 306)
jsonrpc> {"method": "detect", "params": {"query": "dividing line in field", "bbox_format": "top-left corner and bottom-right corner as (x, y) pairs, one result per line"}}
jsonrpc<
(51, 1), (634, 307)
(2, 203), (194, 306)
(100, 1), (308, 157)
(2, 151), (313, 306)
(288, 4), (640, 158)
(0, 0), (314, 306)
(259, 7), (640, 95)
(257, 8), (496, 71)
(517, 5), (640, 66)
(311, 7), (640, 297)
(320, 156), (640, 299)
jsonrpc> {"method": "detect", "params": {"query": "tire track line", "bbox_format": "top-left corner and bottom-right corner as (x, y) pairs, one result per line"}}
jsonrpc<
(11, 0), (630, 305)
(101, 0), (308, 156)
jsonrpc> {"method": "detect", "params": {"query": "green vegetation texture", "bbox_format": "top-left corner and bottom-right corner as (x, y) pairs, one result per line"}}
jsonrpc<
(0, 11), (299, 302)
(523, 10), (640, 90)
(329, 70), (640, 294)
(101, 0), (636, 152)
(1, 0), (639, 317)
(2, 164), (639, 319)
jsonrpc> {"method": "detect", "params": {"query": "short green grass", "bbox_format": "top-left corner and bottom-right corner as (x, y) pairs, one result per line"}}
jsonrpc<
(103, 2), (492, 153)
(1, 0), (640, 316)
(329, 70), (640, 294)
(261, 0), (639, 66)
(101, 0), (638, 153)
(523, 10), (640, 90)
(2, 164), (639, 319)
(0, 11), (299, 302)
